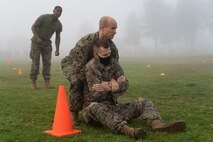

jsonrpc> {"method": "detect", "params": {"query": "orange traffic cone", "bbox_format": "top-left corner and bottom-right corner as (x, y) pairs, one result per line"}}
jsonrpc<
(44, 85), (81, 137)
(18, 68), (22, 75)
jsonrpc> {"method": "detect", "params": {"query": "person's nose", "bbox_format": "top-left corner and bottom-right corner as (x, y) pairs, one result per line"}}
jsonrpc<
(113, 30), (116, 34)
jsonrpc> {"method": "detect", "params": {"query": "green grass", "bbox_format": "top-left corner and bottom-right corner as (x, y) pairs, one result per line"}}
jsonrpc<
(0, 56), (213, 142)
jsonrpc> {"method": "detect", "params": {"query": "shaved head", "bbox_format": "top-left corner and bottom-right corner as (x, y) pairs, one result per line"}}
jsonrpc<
(98, 16), (117, 40)
(99, 16), (117, 28)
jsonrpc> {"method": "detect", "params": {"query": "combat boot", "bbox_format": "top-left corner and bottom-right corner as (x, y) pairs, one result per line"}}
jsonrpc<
(44, 80), (55, 89)
(120, 125), (146, 139)
(31, 80), (37, 90)
(71, 111), (79, 126)
(151, 119), (186, 133)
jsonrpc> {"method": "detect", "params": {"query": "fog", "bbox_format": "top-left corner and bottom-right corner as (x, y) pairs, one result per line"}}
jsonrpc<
(1, 0), (213, 60)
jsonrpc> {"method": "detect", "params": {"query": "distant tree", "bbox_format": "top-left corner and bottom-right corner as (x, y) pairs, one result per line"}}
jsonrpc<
(202, 0), (213, 33)
(175, 0), (202, 53)
(123, 12), (142, 54)
(76, 21), (95, 38)
(142, 0), (176, 53)
(8, 35), (28, 59)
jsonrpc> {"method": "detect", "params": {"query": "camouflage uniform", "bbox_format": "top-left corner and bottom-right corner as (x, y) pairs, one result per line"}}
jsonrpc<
(83, 58), (162, 132)
(61, 32), (119, 112)
(30, 14), (62, 81)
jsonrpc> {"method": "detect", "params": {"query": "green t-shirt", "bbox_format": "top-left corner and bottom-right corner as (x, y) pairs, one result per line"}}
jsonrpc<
(32, 14), (62, 41)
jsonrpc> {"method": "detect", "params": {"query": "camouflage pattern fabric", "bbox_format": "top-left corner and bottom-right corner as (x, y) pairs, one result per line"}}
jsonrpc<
(84, 58), (128, 107)
(83, 58), (162, 132)
(61, 32), (119, 112)
(83, 99), (162, 132)
(30, 14), (62, 81)
(30, 42), (52, 80)
(61, 56), (73, 81)
(68, 80), (84, 111)
(61, 32), (119, 83)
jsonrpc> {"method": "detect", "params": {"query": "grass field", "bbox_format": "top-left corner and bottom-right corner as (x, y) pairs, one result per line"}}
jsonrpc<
(0, 56), (213, 142)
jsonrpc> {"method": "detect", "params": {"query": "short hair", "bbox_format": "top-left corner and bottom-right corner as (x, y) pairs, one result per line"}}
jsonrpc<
(99, 17), (109, 28)
(54, 6), (62, 10)
(94, 40), (109, 49)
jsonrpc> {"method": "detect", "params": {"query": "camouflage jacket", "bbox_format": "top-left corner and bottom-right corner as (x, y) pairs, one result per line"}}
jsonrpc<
(61, 32), (119, 84)
(84, 58), (129, 107)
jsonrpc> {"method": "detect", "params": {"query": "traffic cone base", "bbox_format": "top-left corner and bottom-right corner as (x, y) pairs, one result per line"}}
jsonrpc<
(44, 129), (81, 137)
(44, 85), (81, 137)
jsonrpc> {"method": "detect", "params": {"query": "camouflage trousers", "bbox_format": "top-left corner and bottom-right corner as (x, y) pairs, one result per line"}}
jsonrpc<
(69, 80), (84, 112)
(83, 99), (162, 132)
(61, 57), (85, 112)
(29, 42), (52, 81)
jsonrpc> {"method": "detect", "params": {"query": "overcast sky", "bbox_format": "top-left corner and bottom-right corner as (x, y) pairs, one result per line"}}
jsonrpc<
(0, 0), (144, 58)
(0, 0), (143, 38)
(0, 0), (213, 59)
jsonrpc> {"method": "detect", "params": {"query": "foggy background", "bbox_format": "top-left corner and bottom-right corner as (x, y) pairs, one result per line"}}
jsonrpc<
(1, 0), (213, 61)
